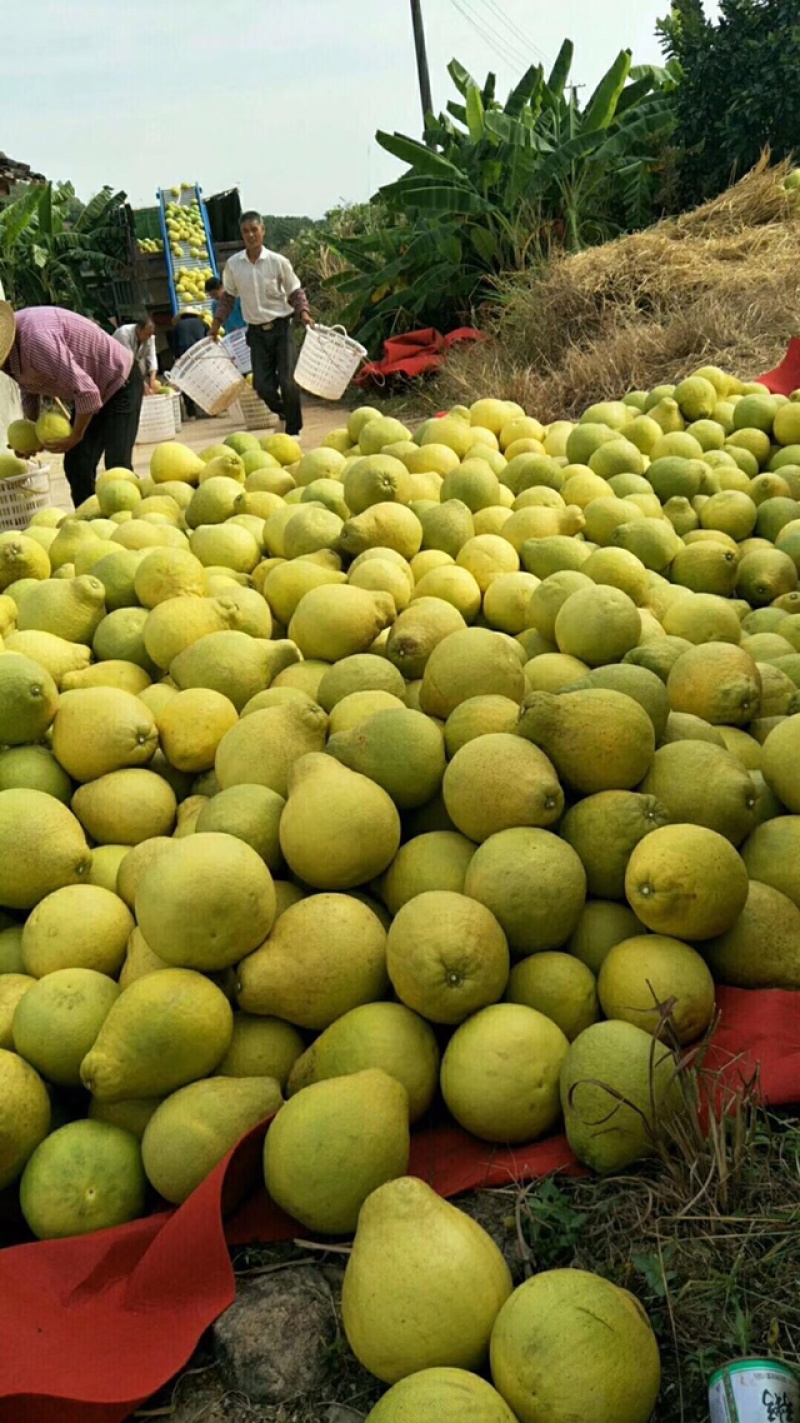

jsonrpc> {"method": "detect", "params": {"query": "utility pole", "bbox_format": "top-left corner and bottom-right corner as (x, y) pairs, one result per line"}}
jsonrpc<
(410, 0), (434, 129)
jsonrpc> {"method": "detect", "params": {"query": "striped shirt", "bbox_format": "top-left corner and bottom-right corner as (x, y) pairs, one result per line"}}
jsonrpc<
(6, 307), (133, 421)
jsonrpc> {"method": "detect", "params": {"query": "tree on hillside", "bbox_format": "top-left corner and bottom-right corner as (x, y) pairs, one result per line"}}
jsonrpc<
(658, 0), (800, 205)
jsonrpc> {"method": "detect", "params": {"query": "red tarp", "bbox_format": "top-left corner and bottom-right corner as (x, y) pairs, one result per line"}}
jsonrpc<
(758, 338), (800, 395)
(1, 985), (800, 1423)
(354, 326), (484, 386)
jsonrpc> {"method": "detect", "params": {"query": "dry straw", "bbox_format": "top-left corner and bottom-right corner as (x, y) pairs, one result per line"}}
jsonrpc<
(439, 155), (800, 421)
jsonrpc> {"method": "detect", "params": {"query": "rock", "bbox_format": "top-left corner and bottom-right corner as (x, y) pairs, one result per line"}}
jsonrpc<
(212, 1267), (336, 1404)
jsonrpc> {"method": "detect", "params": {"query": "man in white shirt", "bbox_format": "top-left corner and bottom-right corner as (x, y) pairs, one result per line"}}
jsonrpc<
(111, 314), (158, 395)
(208, 211), (313, 436)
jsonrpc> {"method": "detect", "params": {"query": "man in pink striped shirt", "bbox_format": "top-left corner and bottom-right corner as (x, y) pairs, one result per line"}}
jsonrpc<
(0, 303), (144, 507)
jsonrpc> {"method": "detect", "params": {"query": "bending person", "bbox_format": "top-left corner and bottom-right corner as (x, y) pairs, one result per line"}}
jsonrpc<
(0, 301), (143, 507)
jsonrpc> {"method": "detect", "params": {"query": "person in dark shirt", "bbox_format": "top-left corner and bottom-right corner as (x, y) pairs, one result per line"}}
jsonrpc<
(170, 310), (208, 417)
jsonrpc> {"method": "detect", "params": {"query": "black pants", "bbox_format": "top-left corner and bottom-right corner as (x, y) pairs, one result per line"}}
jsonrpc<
(247, 319), (302, 435)
(64, 364), (144, 507)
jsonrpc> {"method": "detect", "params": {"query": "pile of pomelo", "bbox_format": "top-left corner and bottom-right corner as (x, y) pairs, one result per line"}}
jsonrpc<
(1, 368), (800, 1420)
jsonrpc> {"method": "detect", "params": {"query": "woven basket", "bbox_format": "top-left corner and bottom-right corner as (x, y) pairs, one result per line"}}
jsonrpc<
(294, 323), (367, 400)
(0, 462), (51, 531)
(233, 389), (280, 431)
(221, 329), (252, 375)
(137, 395), (176, 444)
(168, 338), (247, 416)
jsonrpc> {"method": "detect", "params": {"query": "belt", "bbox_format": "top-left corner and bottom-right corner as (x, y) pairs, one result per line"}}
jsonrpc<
(250, 321), (275, 330)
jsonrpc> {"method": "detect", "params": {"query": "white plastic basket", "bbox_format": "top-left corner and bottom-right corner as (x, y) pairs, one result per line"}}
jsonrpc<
(232, 388), (280, 431)
(0, 462), (51, 531)
(168, 338), (248, 416)
(136, 394), (176, 444)
(294, 323), (367, 400)
(171, 391), (183, 432)
(221, 328), (252, 376)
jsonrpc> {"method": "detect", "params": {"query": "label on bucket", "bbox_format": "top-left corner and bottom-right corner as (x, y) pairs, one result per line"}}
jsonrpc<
(709, 1359), (799, 1422)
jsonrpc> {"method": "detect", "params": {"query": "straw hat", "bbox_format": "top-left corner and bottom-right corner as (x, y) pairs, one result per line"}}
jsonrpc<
(0, 302), (15, 366)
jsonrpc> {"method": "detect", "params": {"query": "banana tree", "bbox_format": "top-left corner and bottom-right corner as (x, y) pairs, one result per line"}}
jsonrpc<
(324, 43), (677, 351)
(0, 181), (129, 317)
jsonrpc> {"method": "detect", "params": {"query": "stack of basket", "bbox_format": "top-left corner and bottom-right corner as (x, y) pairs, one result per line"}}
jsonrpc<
(232, 389), (279, 432)
(0, 461), (52, 531)
(136, 395), (176, 444)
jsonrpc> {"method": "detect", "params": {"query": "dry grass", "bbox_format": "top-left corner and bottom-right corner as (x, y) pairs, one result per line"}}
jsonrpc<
(438, 155), (800, 420)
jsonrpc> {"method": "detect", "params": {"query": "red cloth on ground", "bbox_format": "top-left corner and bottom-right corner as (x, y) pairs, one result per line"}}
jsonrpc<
(758, 338), (800, 395)
(354, 326), (483, 385)
(1, 986), (799, 1423)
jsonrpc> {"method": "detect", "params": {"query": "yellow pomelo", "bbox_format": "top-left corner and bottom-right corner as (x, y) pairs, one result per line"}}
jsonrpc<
(560, 1019), (680, 1172)
(237, 892), (388, 1029)
(365, 1368), (517, 1423)
(554, 585), (641, 665)
(464, 826), (586, 957)
(441, 1002), (568, 1141)
(19, 1120), (146, 1239)
(703, 879), (800, 988)
(169, 629), (297, 712)
(86, 844), (130, 892)
(215, 701), (328, 796)
(264, 1068), (410, 1233)
(326, 707), (445, 811)
(216, 1014), (304, 1085)
(286, 1000), (439, 1123)
(560, 790), (669, 899)
(149, 441), (204, 484)
(442, 695), (520, 754)
(195, 784), (284, 870)
(442, 733), (562, 841)
(157, 687), (238, 773)
(288, 585), (394, 661)
(505, 952), (599, 1040)
(666, 641), (761, 724)
(71, 768), (177, 845)
(0, 1048), (51, 1188)
(482, 571), (540, 633)
(386, 890), (509, 1025)
(412, 565), (482, 621)
(328, 690), (406, 733)
(13, 968), (120, 1086)
(342, 1175), (512, 1383)
(524, 652), (589, 692)
(189, 522), (261, 573)
(340, 504), (423, 561)
(142, 1076), (283, 1203)
(490, 1268), (660, 1423)
(517, 688), (656, 794)
(4, 630), (93, 689)
(51, 686), (158, 782)
(0, 974), (35, 1048)
(0, 925), (25, 973)
(279, 754), (401, 890)
(133, 547), (205, 607)
(625, 822), (749, 938)
(16, 574), (106, 645)
(0, 653), (58, 745)
(456, 534), (518, 591)
(80, 968), (233, 1101)
(0, 789), (91, 909)
(135, 832), (275, 971)
(598, 933), (715, 1043)
(420, 627), (525, 718)
(21, 883), (133, 977)
(88, 1097), (162, 1138)
(640, 739), (758, 845)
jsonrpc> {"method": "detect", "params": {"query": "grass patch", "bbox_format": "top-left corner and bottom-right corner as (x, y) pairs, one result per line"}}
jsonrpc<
(436, 154), (800, 420)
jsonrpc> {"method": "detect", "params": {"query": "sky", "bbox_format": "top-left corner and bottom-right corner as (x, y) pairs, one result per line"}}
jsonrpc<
(5, 0), (721, 219)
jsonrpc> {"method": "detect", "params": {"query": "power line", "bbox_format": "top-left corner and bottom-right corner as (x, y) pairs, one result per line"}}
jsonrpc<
(447, 0), (525, 72)
(470, 0), (551, 67)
